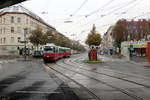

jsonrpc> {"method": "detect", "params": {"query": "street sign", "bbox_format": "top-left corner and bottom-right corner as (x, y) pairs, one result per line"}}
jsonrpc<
(20, 41), (28, 43)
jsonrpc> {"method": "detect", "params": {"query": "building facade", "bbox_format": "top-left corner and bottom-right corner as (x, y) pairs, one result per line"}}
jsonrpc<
(101, 26), (115, 54)
(0, 5), (56, 55)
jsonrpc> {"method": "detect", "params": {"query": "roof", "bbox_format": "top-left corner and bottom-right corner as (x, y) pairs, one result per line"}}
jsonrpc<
(0, 0), (26, 9)
(0, 5), (56, 30)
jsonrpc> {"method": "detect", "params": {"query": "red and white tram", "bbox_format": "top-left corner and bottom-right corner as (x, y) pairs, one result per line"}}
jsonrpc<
(43, 44), (71, 62)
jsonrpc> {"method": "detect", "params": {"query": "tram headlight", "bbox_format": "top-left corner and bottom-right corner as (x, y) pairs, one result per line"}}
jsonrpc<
(47, 56), (49, 57)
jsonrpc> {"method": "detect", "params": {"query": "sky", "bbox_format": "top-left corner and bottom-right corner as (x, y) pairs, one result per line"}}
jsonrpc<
(21, 0), (150, 44)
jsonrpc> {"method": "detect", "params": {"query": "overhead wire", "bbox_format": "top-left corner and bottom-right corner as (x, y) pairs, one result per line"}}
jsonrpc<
(62, 0), (89, 23)
(70, 0), (89, 16)
(71, 0), (116, 28)
(68, 0), (141, 36)
(42, 0), (51, 14)
(85, 0), (115, 17)
(55, 0), (145, 38)
(114, 0), (141, 16)
(127, 12), (150, 19)
(101, 0), (138, 17)
(85, 0), (137, 17)
(78, 0), (138, 27)
(112, 0), (141, 22)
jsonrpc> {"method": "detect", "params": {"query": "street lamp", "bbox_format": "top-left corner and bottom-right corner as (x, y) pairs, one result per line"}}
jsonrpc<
(24, 28), (28, 60)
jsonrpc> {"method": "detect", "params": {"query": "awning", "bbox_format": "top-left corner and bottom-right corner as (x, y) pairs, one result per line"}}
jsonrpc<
(124, 43), (147, 48)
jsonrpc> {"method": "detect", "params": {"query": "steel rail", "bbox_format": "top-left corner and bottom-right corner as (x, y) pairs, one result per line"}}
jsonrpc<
(54, 62), (143, 100)
(63, 59), (150, 89)
(68, 57), (150, 81)
(45, 64), (102, 100)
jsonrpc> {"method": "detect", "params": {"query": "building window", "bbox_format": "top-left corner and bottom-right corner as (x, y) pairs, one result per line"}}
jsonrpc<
(11, 37), (14, 43)
(3, 18), (5, 24)
(11, 16), (14, 23)
(11, 27), (14, 33)
(26, 18), (28, 24)
(17, 37), (21, 42)
(17, 27), (21, 33)
(17, 17), (21, 23)
(3, 38), (6, 44)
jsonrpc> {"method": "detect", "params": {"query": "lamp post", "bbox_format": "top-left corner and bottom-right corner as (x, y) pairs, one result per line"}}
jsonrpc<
(24, 28), (28, 60)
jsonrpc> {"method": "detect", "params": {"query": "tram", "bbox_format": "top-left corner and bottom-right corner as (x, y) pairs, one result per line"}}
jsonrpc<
(43, 44), (71, 62)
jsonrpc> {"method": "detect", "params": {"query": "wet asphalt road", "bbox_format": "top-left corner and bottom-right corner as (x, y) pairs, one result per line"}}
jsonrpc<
(53, 54), (150, 100)
(1, 55), (150, 100)
(0, 59), (80, 100)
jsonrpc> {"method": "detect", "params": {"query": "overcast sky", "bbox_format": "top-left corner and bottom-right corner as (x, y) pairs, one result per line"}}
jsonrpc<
(22, 0), (150, 44)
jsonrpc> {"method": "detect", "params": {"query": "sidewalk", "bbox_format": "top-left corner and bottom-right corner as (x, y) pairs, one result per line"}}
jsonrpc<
(98, 54), (124, 62)
(130, 56), (150, 67)
(98, 54), (150, 67)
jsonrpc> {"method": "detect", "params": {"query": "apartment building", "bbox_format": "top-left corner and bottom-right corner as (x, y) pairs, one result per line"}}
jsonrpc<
(0, 5), (56, 55)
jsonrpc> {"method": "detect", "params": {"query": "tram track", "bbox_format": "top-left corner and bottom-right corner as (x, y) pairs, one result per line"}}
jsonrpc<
(68, 56), (150, 81)
(44, 64), (102, 100)
(54, 61), (144, 100)
(67, 56), (150, 83)
(62, 58), (150, 89)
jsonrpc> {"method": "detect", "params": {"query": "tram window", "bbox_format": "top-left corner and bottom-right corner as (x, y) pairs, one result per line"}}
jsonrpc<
(55, 48), (58, 53)
(44, 46), (54, 53)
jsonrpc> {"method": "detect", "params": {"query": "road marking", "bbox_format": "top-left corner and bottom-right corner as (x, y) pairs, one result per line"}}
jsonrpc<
(16, 91), (60, 94)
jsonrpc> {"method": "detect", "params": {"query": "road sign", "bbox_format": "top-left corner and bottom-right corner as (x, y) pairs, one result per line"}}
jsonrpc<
(20, 41), (28, 43)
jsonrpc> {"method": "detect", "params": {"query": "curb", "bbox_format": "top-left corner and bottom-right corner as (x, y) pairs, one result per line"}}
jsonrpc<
(144, 63), (150, 67)
(129, 60), (150, 67)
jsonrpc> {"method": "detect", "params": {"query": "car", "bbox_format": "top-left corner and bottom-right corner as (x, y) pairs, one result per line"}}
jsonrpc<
(32, 50), (43, 58)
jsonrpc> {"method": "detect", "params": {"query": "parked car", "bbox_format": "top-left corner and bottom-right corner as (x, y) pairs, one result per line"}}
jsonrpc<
(32, 50), (43, 58)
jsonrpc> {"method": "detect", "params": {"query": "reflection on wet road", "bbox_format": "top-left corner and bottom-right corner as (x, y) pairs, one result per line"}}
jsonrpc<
(1, 54), (150, 100)
(0, 60), (80, 100)
(52, 54), (150, 100)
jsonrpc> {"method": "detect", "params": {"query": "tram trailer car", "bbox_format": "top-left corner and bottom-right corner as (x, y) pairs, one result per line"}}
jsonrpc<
(43, 44), (71, 63)
(59, 47), (71, 58)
